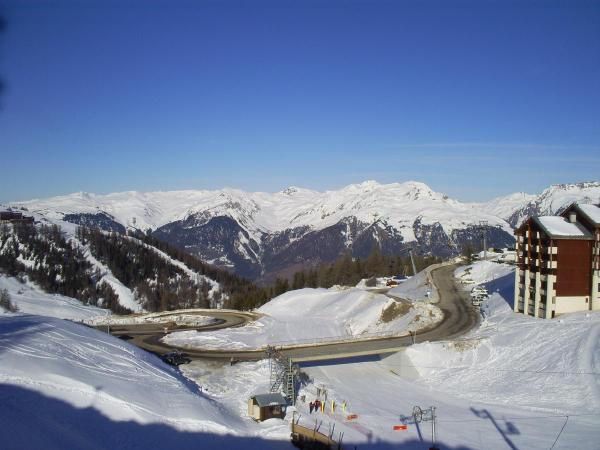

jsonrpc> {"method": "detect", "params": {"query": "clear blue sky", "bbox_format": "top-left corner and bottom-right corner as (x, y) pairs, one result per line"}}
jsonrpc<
(1, 0), (599, 202)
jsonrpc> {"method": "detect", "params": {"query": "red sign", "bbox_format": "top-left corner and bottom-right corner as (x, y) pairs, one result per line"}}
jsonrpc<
(393, 425), (408, 431)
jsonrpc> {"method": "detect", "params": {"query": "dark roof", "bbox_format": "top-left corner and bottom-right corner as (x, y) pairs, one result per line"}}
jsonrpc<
(251, 393), (288, 407)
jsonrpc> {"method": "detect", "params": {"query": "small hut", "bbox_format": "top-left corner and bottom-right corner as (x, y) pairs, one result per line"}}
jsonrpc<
(248, 393), (288, 421)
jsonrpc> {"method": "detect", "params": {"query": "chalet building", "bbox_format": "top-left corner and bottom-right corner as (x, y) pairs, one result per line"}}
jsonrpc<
(247, 393), (287, 421)
(514, 203), (600, 318)
(0, 211), (34, 225)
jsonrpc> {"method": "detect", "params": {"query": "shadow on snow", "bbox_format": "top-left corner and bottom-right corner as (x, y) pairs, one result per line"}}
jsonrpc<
(0, 383), (480, 450)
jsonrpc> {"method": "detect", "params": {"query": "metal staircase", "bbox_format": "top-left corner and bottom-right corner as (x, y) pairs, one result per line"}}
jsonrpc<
(266, 345), (297, 404)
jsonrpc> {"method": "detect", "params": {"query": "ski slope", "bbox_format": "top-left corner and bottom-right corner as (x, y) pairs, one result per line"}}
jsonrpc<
(0, 275), (110, 321)
(0, 314), (292, 450)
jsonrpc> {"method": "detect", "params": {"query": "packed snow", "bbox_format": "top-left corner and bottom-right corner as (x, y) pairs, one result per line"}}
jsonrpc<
(0, 314), (293, 449)
(163, 287), (442, 350)
(0, 275), (110, 321)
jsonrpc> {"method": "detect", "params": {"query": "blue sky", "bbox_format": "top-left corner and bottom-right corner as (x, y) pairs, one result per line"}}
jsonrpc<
(1, 0), (599, 202)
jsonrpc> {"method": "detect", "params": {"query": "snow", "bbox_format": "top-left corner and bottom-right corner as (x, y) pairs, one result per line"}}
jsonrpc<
(476, 191), (537, 220)
(290, 261), (600, 448)
(0, 275), (110, 321)
(87, 311), (218, 327)
(10, 180), (513, 244)
(163, 287), (442, 350)
(124, 235), (223, 302)
(388, 270), (432, 302)
(577, 203), (600, 225)
(3, 259), (600, 448)
(0, 314), (292, 449)
(536, 216), (589, 237)
(455, 260), (514, 285)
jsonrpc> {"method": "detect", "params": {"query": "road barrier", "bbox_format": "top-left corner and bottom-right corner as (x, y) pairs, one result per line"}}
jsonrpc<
(268, 329), (411, 349)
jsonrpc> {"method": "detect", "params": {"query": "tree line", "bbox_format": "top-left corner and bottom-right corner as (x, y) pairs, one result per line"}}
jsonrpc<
(270, 247), (441, 298)
(0, 222), (441, 314)
(0, 223), (128, 313)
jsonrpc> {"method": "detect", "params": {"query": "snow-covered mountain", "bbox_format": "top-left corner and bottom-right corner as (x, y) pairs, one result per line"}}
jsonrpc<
(13, 181), (509, 237)
(8, 180), (599, 280)
(9, 181), (513, 279)
(479, 181), (600, 227)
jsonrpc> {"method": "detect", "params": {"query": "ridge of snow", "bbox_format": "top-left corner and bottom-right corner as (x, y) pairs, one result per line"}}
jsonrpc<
(475, 192), (537, 220)
(10, 181), (513, 243)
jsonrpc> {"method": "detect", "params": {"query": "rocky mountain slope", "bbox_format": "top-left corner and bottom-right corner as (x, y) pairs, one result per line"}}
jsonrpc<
(8, 180), (599, 280)
(479, 181), (600, 227)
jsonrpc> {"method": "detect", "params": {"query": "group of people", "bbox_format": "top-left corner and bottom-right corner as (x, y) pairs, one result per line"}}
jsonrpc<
(308, 398), (347, 415)
(308, 399), (323, 413)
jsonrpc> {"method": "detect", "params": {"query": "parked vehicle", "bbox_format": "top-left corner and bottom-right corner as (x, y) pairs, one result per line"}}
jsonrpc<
(161, 351), (192, 366)
(470, 286), (488, 306)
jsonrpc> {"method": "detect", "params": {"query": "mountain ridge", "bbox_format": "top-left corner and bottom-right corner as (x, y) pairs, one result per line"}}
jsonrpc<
(7, 180), (599, 280)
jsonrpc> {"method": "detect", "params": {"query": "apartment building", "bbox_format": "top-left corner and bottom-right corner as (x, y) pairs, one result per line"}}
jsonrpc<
(514, 203), (600, 318)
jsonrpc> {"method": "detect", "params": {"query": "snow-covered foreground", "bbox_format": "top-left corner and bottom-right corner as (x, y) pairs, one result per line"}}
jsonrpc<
(0, 314), (292, 450)
(2, 260), (599, 449)
(164, 287), (442, 350)
(0, 275), (110, 321)
(291, 261), (600, 449)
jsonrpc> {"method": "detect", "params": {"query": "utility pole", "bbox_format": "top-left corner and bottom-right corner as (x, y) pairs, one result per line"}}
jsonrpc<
(479, 220), (488, 261)
(408, 248), (418, 276)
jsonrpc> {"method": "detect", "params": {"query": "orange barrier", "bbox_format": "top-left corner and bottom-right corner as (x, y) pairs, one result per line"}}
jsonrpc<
(393, 425), (408, 431)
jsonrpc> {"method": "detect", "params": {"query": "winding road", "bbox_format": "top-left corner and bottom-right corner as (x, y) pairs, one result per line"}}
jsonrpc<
(107, 263), (479, 362)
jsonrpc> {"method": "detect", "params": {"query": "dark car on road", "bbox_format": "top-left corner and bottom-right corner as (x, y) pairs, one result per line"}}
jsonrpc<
(161, 351), (192, 366)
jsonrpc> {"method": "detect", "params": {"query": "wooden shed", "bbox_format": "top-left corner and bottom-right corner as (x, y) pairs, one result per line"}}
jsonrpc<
(248, 393), (288, 421)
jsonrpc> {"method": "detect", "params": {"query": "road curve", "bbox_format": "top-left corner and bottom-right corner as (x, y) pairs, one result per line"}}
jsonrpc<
(109, 263), (479, 362)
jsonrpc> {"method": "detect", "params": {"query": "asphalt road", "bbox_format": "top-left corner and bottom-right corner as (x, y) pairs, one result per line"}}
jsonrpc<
(107, 263), (479, 362)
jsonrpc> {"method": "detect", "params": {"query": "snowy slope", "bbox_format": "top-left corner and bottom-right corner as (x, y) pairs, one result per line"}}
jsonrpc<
(0, 275), (109, 321)
(163, 286), (442, 350)
(0, 314), (291, 450)
(475, 191), (537, 220)
(485, 182), (600, 227)
(288, 261), (600, 449)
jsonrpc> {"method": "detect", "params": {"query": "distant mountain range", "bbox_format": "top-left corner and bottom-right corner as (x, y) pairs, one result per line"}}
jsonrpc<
(7, 181), (600, 281)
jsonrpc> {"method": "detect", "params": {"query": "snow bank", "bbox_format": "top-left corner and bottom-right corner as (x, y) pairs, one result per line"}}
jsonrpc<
(388, 270), (431, 302)
(87, 312), (218, 327)
(164, 287), (437, 350)
(455, 260), (514, 285)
